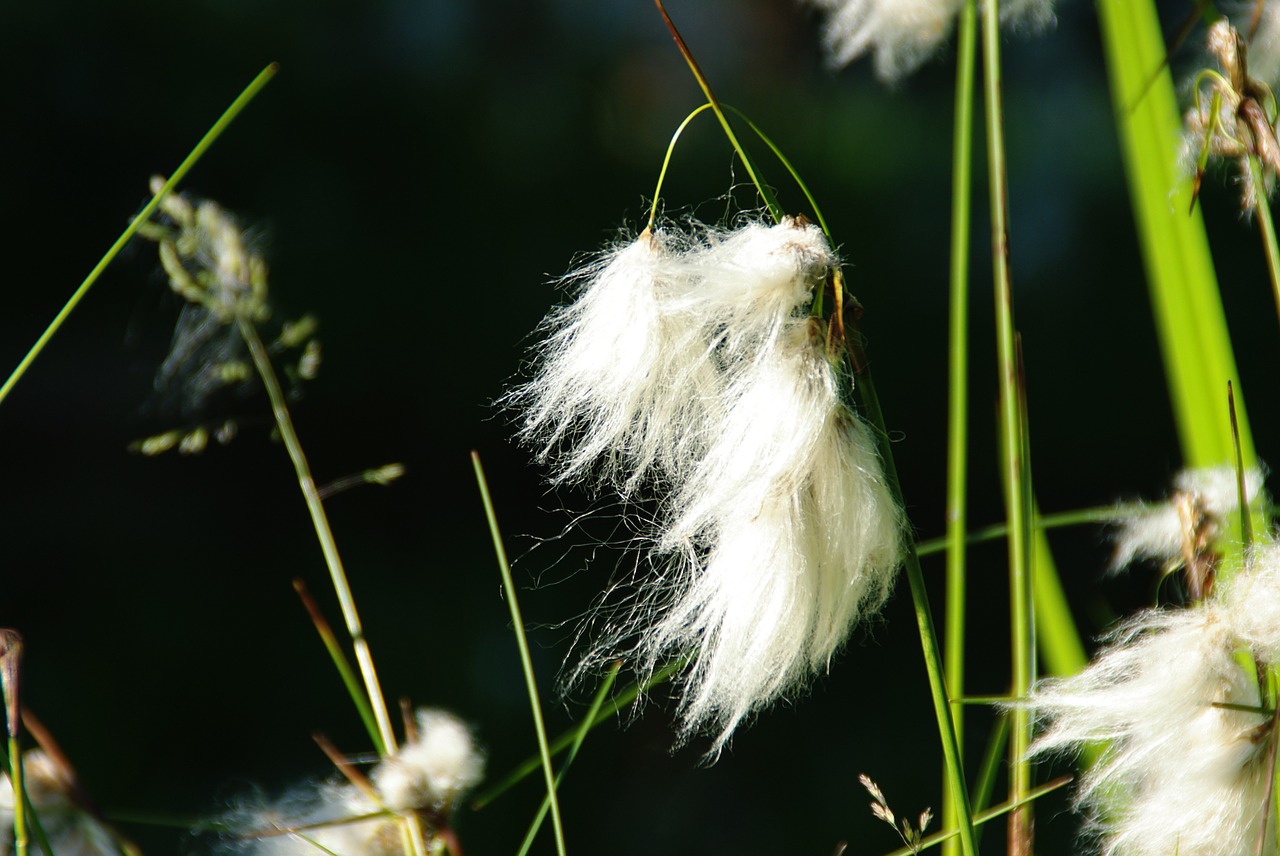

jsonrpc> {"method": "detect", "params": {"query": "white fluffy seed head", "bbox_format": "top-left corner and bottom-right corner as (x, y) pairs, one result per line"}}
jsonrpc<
(1027, 606), (1273, 856)
(806, 0), (1053, 81)
(1220, 541), (1280, 662)
(1247, 1), (1280, 91)
(1109, 464), (1264, 571)
(0, 751), (124, 856)
(372, 708), (485, 812)
(523, 216), (904, 755)
(217, 783), (395, 856)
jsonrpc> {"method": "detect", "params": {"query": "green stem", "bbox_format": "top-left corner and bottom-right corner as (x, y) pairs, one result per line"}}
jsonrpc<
(851, 365), (978, 856)
(236, 318), (398, 759)
(1248, 155), (1280, 331)
(942, 4), (977, 855)
(471, 452), (567, 856)
(653, 0), (781, 221)
(979, 0), (1033, 849)
(0, 63), (277, 410)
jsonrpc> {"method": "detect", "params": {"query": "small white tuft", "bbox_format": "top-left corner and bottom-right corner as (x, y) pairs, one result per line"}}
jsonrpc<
(1109, 464), (1264, 571)
(805, 0), (1054, 82)
(372, 709), (485, 812)
(0, 751), (125, 856)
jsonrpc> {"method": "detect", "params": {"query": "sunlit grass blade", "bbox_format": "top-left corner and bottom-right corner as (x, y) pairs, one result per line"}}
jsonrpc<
(1097, 0), (1256, 471)
(941, 4), (977, 855)
(471, 451), (567, 856)
(0, 63), (278, 410)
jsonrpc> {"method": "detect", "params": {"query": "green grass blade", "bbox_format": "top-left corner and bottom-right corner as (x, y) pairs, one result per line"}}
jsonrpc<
(942, 4), (977, 855)
(1096, 0), (1256, 470)
(0, 63), (278, 410)
(515, 663), (620, 856)
(471, 452), (567, 856)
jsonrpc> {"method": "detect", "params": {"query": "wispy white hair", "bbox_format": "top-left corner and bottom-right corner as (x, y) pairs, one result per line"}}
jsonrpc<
(522, 217), (903, 753)
(806, 0), (1054, 82)
(1028, 606), (1273, 856)
(1109, 464), (1265, 571)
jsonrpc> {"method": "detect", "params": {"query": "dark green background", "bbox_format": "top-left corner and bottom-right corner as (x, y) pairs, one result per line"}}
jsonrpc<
(2, 1), (1275, 853)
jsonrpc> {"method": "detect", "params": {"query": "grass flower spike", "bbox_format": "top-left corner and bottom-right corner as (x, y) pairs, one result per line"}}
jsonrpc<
(521, 217), (903, 754)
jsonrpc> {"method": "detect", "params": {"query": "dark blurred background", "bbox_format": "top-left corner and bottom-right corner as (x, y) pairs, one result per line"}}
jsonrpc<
(1, 1), (1276, 853)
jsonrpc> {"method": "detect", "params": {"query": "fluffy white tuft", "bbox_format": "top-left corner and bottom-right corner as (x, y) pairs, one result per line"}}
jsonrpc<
(1109, 464), (1264, 570)
(373, 708), (485, 812)
(806, 0), (1054, 82)
(1220, 540), (1280, 662)
(0, 751), (125, 856)
(1247, 0), (1280, 90)
(1028, 606), (1273, 856)
(524, 217), (904, 753)
(511, 228), (718, 493)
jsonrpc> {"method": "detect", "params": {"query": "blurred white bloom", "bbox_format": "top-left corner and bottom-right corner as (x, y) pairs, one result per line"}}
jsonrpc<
(1028, 606), (1273, 856)
(372, 708), (485, 813)
(0, 750), (126, 856)
(1219, 540), (1280, 661)
(1247, 1), (1280, 90)
(806, 0), (1055, 82)
(218, 709), (482, 855)
(1110, 464), (1264, 572)
(525, 217), (903, 753)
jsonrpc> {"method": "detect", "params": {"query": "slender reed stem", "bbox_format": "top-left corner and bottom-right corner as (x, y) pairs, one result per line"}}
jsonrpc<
(0, 63), (277, 410)
(237, 315), (399, 760)
(1, 633), (24, 856)
(652, 0), (782, 221)
(978, 1), (1033, 849)
(1247, 156), (1280, 330)
(942, 4), (977, 855)
(471, 452), (567, 856)
(846, 354), (978, 856)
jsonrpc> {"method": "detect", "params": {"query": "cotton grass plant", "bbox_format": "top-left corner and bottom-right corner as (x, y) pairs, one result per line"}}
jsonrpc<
(12, 1), (1280, 855)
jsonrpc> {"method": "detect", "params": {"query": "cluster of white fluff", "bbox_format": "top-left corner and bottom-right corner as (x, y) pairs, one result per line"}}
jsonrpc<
(1109, 464), (1263, 571)
(220, 708), (483, 855)
(805, 0), (1055, 83)
(1028, 539), (1280, 856)
(513, 217), (903, 755)
(0, 750), (126, 856)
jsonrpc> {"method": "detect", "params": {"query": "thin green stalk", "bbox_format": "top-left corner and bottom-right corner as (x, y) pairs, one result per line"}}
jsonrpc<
(915, 504), (1131, 557)
(292, 579), (384, 755)
(848, 361), (978, 856)
(979, 0), (1033, 848)
(515, 663), (620, 856)
(878, 777), (1071, 856)
(653, 0), (782, 221)
(473, 659), (683, 809)
(1247, 156), (1280, 329)
(237, 315), (399, 760)
(471, 452), (567, 856)
(0, 63), (277, 410)
(942, 4), (977, 856)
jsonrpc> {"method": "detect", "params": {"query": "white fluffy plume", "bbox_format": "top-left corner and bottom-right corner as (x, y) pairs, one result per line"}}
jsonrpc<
(1028, 606), (1273, 856)
(805, 0), (1054, 82)
(518, 217), (903, 754)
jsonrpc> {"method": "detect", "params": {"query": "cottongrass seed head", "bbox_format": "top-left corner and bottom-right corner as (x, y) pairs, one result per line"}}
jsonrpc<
(216, 708), (483, 855)
(1027, 604), (1274, 856)
(518, 216), (903, 755)
(806, 0), (1055, 82)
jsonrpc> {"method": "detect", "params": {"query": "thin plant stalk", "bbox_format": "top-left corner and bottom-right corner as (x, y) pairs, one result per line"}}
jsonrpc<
(236, 316), (399, 760)
(942, 3), (977, 854)
(652, 0), (782, 222)
(848, 358), (979, 856)
(471, 452), (567, 856)
(0, 63), (278, 410)
(1, 633), (24, 856)
(978, 0), (1033, 849)
(1247, 156), (1280, 329)
(515, 663), (620, 856)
